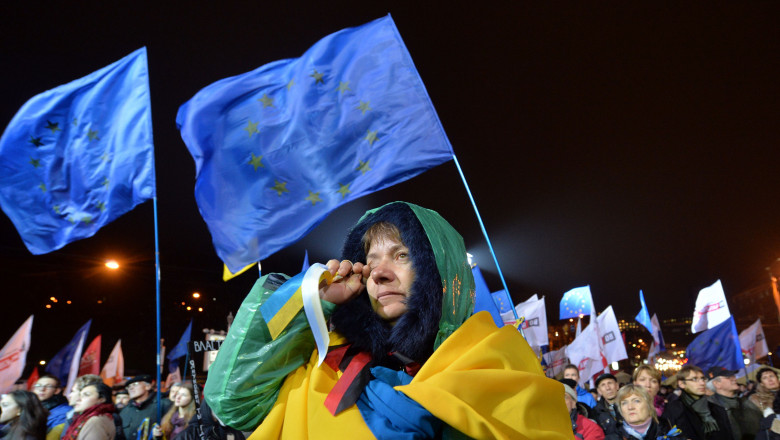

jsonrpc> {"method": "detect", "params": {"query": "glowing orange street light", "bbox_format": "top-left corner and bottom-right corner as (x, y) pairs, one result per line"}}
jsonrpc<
(193, 292), (201, 299)
(105, 260), (119, 270)
(45, 304), (51, 309)
(198, 307), (203, 312)
(187, 306), (192, 311)
(39, 360), (46, 365)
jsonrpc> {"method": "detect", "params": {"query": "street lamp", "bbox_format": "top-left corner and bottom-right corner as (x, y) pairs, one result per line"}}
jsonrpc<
(105, 260), (119, 270)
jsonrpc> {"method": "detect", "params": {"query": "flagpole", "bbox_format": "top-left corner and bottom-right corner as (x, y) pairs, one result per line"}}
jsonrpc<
(451, 153), (518, 320)
(154, 196), (162, 422)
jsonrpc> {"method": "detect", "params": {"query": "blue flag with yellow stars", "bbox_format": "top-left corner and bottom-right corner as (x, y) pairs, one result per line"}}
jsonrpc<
(559, 285), (594, 320)
(686, 316), (743, 372)
(176, 15), (454, 272)
(45, 320), (91, 389)
(0, 48), (155, 254)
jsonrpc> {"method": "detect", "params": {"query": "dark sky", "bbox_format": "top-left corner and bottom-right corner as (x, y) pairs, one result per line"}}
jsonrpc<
(1, 2), (778, 374)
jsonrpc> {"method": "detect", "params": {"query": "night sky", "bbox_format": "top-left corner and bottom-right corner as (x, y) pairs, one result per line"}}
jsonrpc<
(1, 2), (778, 375)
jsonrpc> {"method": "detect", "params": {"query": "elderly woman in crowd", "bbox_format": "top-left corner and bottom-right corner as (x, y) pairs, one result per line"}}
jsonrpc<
(153, 383), (196, 440)
(632, 365), (665, 416)
(0, 390), (48, 440)
(605, 385), (684, 440)
(61, 383), (116, 440)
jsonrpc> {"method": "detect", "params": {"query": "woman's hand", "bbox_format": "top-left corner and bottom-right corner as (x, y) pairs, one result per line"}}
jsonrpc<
(319, 259), (370, 304)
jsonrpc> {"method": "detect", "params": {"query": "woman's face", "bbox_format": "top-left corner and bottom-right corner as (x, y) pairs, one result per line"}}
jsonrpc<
(74, 385), (105, 413)
(0, 394), (20, 424)
(635, 371), (660, 398)
(620, 393), (652, 425)
(174, 388), (192, 408)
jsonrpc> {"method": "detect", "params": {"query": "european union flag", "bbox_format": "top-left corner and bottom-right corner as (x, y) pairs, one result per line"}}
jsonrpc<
(166, 320), (192, 361)
(559, 285), (594, 320)
(176, 16), (454, 272)
(686, 316), (743, 372)
(46, 320), (91, 389)
(491, 290), (513, 314)
(0, 48), (155, 254)
(635, 290), (653, 334)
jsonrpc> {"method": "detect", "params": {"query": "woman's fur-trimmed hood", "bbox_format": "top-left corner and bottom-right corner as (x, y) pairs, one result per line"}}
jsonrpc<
(330, 202), (443, 366)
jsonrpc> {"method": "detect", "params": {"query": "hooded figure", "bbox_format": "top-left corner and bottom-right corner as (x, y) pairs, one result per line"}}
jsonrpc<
(204, 202), (570, 439)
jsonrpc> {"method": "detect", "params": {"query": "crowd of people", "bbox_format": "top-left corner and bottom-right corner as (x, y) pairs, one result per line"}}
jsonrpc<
(0, 374), (206, 440)
(557, 362), (780, 440)
(6, 202), (780, 439)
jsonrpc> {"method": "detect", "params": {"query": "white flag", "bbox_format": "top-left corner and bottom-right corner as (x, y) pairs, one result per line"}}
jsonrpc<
(0, 316), (33, 393)
(647, 314), (665, 360)
(542, 345), (569, 378)
(514, 296), (549, 352)
(739, 319), (769, 362)
(500, 294), (538, 324)
(691, 280), (731, 333)
(597, 306), (628, 364)
(566, 323), (605, 386)
(100, 340), (124, 387)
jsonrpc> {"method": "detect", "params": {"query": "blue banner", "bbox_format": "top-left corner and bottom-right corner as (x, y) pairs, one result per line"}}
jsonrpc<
(46, 320), (91, 386)
(686, 316), (743, 371)
(0, 48), (155, 254)
(559, 285), (593, 319)
(176, 16), (454, 272)
(166, 320), (192, 361)
(471, 266), (503, 328)
(635, 290), (653, 334)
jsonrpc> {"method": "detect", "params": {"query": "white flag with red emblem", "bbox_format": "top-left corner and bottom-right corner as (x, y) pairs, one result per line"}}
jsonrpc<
(739, 319), (769, 362)
(100, 339), (124, 387)
(0, 316), (33, 393)
(691, 280), (731, 333)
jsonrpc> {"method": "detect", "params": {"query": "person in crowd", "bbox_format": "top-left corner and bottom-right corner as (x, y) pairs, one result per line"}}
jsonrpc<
(0, 390), (49, 440)
(662, 365), (709, 440)
(61, 383), (116, 440)
(32, 375), (71, 439)
(113, 391), (129, 412)
(565, 364), (599, 408)
(750, 368), (780, 413)
(203, 202), (571, 438)
(604, 384), (684, 440)
(561, 379), (605, 440)
(632, 365), (664, 417)
(164, 385), (181, 410)
(593, 373), (623, 432)
(119, 375), (170, 440)
(175, 401), (244, 440)
(755, 389), (780, 440)
(152, 383), (195, 440)
(62, 375), (104, 438)
(695, 366), (761, 440)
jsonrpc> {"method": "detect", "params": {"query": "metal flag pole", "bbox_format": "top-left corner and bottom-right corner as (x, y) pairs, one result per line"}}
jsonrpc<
(451, 153), (519, 321)
(154, 196), (162, 422)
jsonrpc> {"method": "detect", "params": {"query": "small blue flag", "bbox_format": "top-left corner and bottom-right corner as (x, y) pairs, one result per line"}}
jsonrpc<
(559, 285), (594, 320)
(685, 316), (743, 372)
(46, 320), (91, 387)
(491, 289), (514, 315)
(302, 250), (310, 273)
(176, 16), (454, 272)
(635, 290), (653, 334)
(166, 320), (193, 361)
(471, 266), (503, 327)
(0, 48), (155, 254)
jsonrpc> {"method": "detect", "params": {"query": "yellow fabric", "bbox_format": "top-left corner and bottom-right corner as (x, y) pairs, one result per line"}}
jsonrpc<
(266, 290), (303, 340)
(248, 312), (571, 440)
(223, 262), (257, 281)
(248, 333), (374, 439)
(397, 312), (572, 440)
(46, 423), (64, 440)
